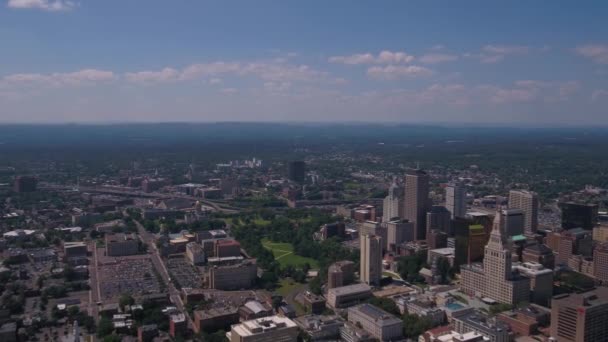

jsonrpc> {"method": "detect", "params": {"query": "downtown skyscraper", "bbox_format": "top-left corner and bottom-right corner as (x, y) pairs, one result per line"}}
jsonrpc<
(403, 169), (430, 241)
(446, 183), (466, 219)
(508, 190), (539, 235)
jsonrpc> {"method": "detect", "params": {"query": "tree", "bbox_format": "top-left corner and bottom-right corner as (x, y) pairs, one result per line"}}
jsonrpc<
(103, 334), (121, 342)
(97, 317), (114, 337)
(272, 296), (284, 310)
(119, 294), (135, 310)
(402, 313), (433, 339)
(367, 297), (400, 316)
(308, 276), (322, 295)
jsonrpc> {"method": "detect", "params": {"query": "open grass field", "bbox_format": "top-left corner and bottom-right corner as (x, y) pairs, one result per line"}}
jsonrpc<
(261, 238), (319, 269)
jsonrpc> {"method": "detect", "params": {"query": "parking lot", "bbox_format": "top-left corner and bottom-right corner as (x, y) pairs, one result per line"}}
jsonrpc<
(165, 256), (201, 289)
(97, 255), (162, 300)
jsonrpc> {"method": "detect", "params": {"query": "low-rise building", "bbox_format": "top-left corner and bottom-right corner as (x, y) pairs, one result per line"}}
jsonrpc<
(194, 307), (240, 333)
(226, 315), (298, 342)
(0, 322), (17, 342)
(347, 304), (403, 341)
(453, 311), (511, 342)
(105, 233), (138, 256)
(295, 315), (344, 341)
(137, 324), (158, 342)
(169, 313), (187, 338)
(215, 239), (241, 258)
(295, 291), (326, 314)
(239, 301), (273, 321)
(186, 242), (205, 265)
(208, 259), (257, 290)
(64, 241), (88, 258)
(326, 283), (372, 309)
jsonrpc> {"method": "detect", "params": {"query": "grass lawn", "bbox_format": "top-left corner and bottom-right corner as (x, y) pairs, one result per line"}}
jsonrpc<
(275, 278), (303, 297)
(253, 217), (271, 226)
(261, 238), (319, 269)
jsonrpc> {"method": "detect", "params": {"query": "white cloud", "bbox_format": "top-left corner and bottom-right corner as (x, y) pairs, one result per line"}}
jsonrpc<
(467, 44), (531, 64)
(329, 50), (414, 65)
(179, 62), (241, 80)
(576, 44), (608, 64)
(418, 53), (458, 64)
(3, 69), (116, 86)
(7, 0), (75, 11)
(124, 68), (179, 83)
(482, 45), (529, 55)
(366, 65), (433, 80)
(208, 78), (222, 85)
(592, 89), (608, 101)
(220, 88), (238, 94)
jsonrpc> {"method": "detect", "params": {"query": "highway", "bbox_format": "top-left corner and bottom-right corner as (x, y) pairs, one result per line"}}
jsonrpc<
(40, 183), (239, 214)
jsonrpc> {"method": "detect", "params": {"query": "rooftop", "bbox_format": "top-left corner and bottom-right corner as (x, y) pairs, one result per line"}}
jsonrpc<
(349, 304), (402, 326)
(327, 283), (371, 296)
(232, 315), (296, 337)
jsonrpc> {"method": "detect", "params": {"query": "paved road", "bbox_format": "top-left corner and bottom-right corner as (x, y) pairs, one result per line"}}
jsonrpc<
(87, 241), (101, 321)
(134, 220), (195, 329)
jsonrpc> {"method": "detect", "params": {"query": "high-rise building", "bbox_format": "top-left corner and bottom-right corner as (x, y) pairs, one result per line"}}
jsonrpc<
(426, 205), (451, 235)
(446, 183), (466, 219)
(384, 220), (414, 251)
(593, 243), (608, 284)
(404, 169), (430, 241)
(593, 224), (608, 242)
(502, 208), (525, 236)
(508, 190), (538, 235)
(358, 221), (387, 251)
(287, 161), (306, 183)
(360, 234), (382, 286)
(559, 202), (599, 230)
(460, 211), (530, 304)
(550, 288), (608, 342)
(382, 182), (404, 222)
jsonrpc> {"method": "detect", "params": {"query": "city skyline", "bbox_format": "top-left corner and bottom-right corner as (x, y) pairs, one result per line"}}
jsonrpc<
(1, 1), (607, 124)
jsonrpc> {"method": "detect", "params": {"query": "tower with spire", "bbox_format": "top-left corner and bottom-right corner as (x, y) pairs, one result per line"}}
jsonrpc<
(459, 209), (530, 305)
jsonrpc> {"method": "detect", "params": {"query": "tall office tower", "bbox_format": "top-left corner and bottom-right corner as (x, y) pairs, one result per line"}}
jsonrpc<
(593, 243), (608, 284)
(426, 206), (451, 234)
(382, 182), (404, 222)
(385, 220), (415, 251)
(559, 202), (599, 230)
(484, 212), (512, 285)
(508, 190), (539, 235)
(502, 209), (525, 236)
(550, 288), (608, 342)
(446, 183), (466, 219)
(404, 169), (430, 241)
(460, 210), (530, 304)
(287, 161), (306, 183)
(360, 234), (382, 286)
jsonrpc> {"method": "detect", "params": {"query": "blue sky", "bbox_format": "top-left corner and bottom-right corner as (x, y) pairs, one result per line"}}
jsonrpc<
(1, 1), (607, 125)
